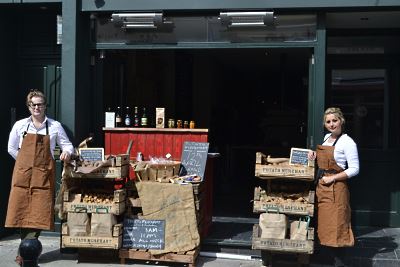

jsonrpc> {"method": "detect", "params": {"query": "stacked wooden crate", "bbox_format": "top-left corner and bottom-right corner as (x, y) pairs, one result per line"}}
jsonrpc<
(119, 162), (201, 267)
(61, 154), (129, 250)
(252, 152), (315, 267)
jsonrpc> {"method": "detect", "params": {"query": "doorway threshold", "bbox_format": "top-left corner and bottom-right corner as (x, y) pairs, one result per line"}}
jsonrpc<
(202, 216), (256, 247)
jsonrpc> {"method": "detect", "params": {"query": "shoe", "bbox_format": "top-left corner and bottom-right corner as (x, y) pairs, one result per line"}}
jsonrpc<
(15, 255), (23, 266)
(334, 256), (348, 267)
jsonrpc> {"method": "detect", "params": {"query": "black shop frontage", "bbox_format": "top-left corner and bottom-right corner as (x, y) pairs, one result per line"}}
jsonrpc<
(0, 1), (400, 248)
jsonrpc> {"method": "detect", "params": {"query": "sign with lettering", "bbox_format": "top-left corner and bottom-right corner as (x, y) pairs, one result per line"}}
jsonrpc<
(122, 218), (165, 250)
(79, 148), (104, 162)
(289, 148), (311, 166)
(179, 141), (209, 181)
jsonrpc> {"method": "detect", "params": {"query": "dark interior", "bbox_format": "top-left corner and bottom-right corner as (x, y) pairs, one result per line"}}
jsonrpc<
(102, 48), (311, 218)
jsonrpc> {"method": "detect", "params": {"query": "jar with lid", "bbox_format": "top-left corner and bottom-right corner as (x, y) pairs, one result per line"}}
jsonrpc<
(176, 120), (183, 128)
(168, 119), (175, 128)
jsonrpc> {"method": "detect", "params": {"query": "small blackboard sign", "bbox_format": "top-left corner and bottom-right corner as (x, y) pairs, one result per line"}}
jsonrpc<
(289, 147), (311, 166)
(122, 218), (165, 250)
(79, 148), (104, 161)
(180, 141), (209, 181)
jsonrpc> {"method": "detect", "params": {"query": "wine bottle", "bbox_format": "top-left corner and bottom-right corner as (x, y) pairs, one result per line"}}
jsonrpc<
(115, 106), (122, 127)
(124, 106), (131, 127)
(140, 107), (148, 127)
(133, 106), (140, 127)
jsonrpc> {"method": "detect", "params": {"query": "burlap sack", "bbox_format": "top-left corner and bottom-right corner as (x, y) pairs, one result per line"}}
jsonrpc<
(91, 213), (117, 237)
(68, 212), (90, 236)
(259, 213), (287, 239)
(290, 217), (310, 240)
(136, 181), (200, 254)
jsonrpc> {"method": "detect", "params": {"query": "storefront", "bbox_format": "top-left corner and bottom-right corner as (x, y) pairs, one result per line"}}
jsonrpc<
(1, 1), (400, 243)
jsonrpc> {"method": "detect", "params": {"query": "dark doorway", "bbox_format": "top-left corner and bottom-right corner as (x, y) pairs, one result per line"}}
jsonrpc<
(102, 47), (311, 218)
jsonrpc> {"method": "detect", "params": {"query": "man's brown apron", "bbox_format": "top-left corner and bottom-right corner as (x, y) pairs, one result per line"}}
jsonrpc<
(5, 124), (55, 231)
(316, 143), (354, 247)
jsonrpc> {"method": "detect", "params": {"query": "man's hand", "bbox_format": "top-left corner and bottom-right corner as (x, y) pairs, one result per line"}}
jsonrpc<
(59, 151), (71, 162)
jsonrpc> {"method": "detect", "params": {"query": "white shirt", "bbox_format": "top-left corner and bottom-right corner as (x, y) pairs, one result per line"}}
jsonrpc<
(8, 116), (74, 160)
(323, 133), (360, 178)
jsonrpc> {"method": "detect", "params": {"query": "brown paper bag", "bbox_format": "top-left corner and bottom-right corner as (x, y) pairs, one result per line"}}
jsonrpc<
(91, 213), (117, 237)
(290, 217), (310, 240)
(68, 212), (90, 236)
(259, 212), (287, 239)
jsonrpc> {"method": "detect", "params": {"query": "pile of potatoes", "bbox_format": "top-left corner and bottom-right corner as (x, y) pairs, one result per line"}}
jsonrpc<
(260, 190), (309, 204)
(81, 192), (114, 204)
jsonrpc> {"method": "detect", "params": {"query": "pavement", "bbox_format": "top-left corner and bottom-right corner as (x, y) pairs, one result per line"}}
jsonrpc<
(1, 227), (400, 267)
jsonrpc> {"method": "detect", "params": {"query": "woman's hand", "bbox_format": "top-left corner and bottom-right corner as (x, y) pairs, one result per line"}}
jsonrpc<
(321, 176), (335, 184)
(60, 151), (71, 162)
(308, 150), (316, 161)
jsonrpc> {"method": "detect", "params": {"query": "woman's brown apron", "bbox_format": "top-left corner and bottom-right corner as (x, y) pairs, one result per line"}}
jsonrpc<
(316, 144), (354, 247)
(5, 124), (55, 231)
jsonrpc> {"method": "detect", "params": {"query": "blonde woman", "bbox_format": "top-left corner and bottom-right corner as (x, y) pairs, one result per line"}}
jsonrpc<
(308, 107), (359, 267)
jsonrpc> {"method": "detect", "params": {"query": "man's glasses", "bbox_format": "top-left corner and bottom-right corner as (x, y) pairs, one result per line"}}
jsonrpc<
(29, 103), (45, 108)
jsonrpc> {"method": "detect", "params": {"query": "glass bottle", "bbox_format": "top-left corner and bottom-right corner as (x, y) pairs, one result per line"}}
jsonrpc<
(124, 106), (131, 127)
(133, 106), (140, 127)
(115, 106), (122, 127)
(141, 107), (148, 127)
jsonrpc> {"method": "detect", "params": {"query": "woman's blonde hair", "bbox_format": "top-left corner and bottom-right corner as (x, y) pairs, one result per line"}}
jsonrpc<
(26, 89), (47, 107)
(324, 107), (345, 129)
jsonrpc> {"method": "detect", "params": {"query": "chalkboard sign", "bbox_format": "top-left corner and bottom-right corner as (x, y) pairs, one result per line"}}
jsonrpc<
(180, 141), (209, 181)
(79, 148), (104, 161)
(122, 218), (165, 250)
(289, 147), (311, 166)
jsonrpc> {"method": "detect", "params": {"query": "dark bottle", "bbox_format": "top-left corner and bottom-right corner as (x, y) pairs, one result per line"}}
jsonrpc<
(140, 107), (148, 127)
(124, 106), (131, 127)
(133, 106), (140, 127)
(115, 106), (122, 127)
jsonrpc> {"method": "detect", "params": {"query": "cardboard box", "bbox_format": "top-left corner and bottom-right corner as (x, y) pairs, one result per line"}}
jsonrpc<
(156, 108), (165, 128)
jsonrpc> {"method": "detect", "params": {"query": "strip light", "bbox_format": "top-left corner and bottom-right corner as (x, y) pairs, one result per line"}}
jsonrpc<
(220, 11), (275, 28)
(111, 12), (164, 29)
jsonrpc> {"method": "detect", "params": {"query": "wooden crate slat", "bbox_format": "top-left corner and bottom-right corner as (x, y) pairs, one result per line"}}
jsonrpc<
(64, 201), (125, 215)
(119, 247), (199, 264)
(252, 225), (313, 254)
(255, 164), (314, 181)
(253, 200), (314, 216)
(62, 235), (122, 249)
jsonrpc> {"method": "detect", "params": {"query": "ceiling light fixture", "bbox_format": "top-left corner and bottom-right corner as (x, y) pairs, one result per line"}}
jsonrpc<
(111, 12), (164, 29)
(220, 11), (275, 28)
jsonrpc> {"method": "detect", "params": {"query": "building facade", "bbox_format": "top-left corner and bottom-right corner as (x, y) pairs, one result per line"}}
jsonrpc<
(1, 0), (400, 238)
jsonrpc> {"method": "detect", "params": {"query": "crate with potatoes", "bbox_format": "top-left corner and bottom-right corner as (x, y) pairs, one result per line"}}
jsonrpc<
(60, 184), (126, 249)
(252, 149), (315, 266)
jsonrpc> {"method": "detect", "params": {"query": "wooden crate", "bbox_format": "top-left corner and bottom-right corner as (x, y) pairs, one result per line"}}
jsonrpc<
(64, 164), (129, 179)
(253, 186), (315, 216)
(253, 201), (314, 216)
(61, 223), (122, 249)
(255, 151), (314, 180)
(63, 201), (125, 215)
(133, 161), (181, 181)
(255, 163), (314, 180)
(109, 154), (130, 167)
(119, 247), (199, 267)
(64, 189), (126, 203)
(252, 224), (314, 254)
(63, 189), (126, 215)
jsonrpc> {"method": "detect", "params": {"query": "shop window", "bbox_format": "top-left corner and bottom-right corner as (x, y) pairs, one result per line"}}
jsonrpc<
(329, 69), (385, 149)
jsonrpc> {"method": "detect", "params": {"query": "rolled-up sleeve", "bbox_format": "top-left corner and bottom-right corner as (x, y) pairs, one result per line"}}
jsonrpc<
(55, 122), (74, 155)
(344, 139), (360, 178)
(7, 123), (20, 160)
